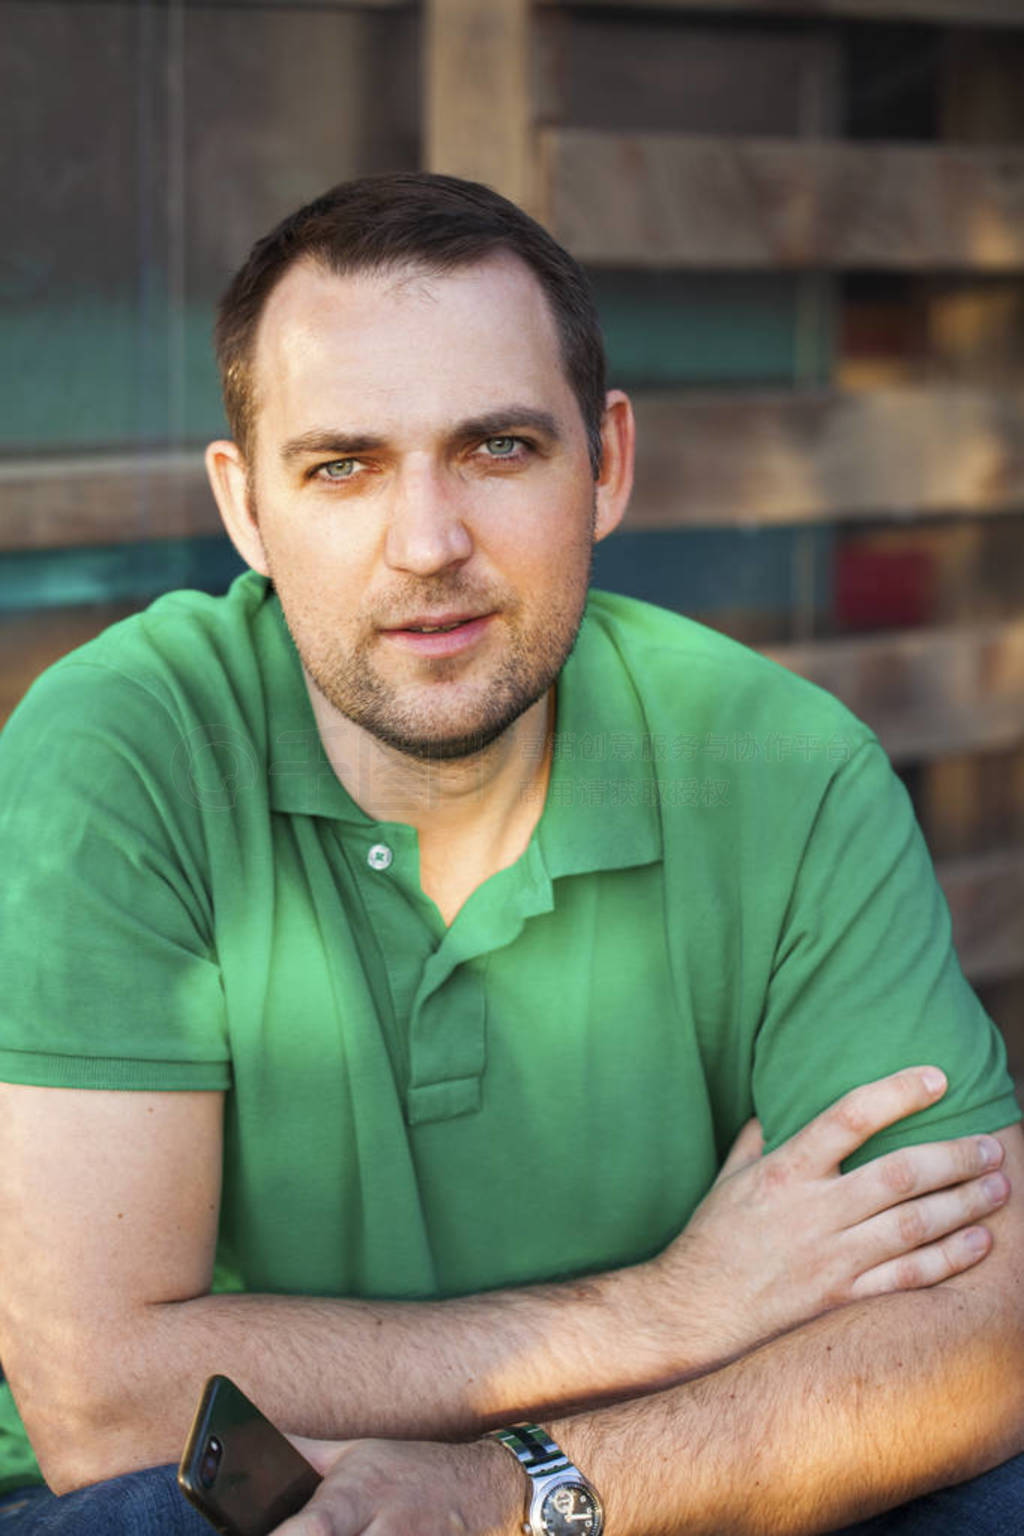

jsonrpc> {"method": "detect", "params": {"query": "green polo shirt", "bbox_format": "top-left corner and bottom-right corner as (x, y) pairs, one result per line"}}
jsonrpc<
(0, 573), (1017, 1491)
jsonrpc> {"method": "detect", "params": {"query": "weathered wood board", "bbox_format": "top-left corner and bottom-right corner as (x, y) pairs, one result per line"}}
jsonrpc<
(0, 453), (217, 552)
(424, 0), (534, 212)
(547, 0), (1024, 27)
(542, 131), (1024, 270)
(627, 388), (1024, 528)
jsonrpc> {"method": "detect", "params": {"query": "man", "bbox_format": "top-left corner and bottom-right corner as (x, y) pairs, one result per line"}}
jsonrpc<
(0, 173), (1021, 1536)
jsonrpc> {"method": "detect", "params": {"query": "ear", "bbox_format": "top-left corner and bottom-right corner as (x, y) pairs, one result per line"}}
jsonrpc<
(593, 389), (635, 544)
(204, 440), (270, 576)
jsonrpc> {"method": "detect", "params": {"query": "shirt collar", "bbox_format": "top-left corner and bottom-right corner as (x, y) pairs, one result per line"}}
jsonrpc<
(255, 581), (367, 822)
(256, 578), (663, 875)
(536, 603), (663, 879)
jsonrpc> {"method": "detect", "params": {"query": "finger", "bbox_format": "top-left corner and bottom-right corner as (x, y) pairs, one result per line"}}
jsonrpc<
(715, 1118), (764, 1182)
(287, 1434), (345, 1476)
(783, 1067), (948, 1173)
(274, 1488), (358, 1536)
(849, 1224), (993, 1301)
(850, 1170), (1010, 1272)
(843, 1133), (1005, 1223)
(273, 1509), (333, 1536)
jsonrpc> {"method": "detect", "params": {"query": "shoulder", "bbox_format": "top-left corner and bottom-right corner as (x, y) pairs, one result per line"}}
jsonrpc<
(0, 573), (279, 821)
(582, 589), (871, 750)
(3, 573), (272, 746)
(25, 572), (268, 707)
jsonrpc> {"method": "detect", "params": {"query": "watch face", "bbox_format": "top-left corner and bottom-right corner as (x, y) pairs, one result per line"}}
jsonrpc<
(539, 1482), (600, 1535)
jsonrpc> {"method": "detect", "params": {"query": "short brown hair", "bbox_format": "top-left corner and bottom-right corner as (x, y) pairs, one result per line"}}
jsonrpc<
(214, 172), (607, 476)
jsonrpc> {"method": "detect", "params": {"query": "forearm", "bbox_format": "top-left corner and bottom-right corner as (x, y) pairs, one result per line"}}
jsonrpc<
(154, 1275), (675, 1436)
(20, 1259), (695, 1490)
(552, 1281), (1024, 1536)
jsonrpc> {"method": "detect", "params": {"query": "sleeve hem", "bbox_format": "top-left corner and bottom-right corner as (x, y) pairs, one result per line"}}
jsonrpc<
(0, 1049), (230, 1091)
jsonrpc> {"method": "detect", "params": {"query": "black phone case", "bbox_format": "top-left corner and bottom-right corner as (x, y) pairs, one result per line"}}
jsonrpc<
(178, 1374), (322, 1536)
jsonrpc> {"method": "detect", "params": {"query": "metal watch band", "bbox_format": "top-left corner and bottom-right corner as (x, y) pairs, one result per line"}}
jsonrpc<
(489, 1424), (574, 1480)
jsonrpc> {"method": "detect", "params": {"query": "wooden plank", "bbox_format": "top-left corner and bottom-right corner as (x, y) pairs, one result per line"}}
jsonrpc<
(919, 748), (1024, 861)
(546, 0), (1024, 26)
(179, 1), (409, 7)
(937, 848), (1024, 987)
(762, 620), (1024, 764)
(942, 33), (1024, 144)
(535, 14), (839, 137)
(424, 0), (535, 213)
(541, 130), (1024, 270)
(0, 452), (218, 552)
(0, 604), (142, 727)
(626, 387), (1024, 529)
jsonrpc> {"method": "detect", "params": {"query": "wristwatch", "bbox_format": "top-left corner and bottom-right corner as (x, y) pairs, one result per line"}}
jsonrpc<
(488, 1423), (604, 1535)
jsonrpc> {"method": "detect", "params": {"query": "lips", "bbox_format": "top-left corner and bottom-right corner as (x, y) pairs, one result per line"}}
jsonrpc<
(383, 611), (485, 634)
(380, 612), (494, 657)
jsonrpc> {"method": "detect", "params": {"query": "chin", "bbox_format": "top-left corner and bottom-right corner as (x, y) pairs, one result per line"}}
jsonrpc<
(353, 691), (542, 762)
(300, 611), (582, 764)
(369, 723), (517, 763)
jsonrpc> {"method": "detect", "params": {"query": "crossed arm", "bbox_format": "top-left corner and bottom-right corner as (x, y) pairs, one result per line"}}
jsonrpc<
(274, 1111), (1024, 1536)
(1, 1068), (1021, 1535)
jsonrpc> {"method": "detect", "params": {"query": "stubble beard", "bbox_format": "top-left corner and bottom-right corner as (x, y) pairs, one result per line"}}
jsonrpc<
(274, 544), (594, 763)
(302, 568), (591, 763)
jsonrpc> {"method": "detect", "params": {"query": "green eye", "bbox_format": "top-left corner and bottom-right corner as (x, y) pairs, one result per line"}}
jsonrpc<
(321, 459), (356, 479)
(484, 437), (518, 457)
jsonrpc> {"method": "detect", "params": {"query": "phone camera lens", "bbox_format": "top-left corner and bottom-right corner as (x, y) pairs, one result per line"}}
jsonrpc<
(199, 1436), (223, 1489)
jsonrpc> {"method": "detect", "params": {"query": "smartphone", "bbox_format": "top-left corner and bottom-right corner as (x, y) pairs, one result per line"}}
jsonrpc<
(178, 1374), (322, 1536)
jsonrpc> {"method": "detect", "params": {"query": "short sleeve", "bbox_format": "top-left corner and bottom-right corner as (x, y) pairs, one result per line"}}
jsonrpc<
(0, 661), (230, 1090)
(753, 739), (1020, 1165)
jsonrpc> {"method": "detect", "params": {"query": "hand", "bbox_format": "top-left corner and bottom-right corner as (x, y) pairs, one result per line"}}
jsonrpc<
(650, 1067), (1010, 1365)
(272, 1435), (520, 1536)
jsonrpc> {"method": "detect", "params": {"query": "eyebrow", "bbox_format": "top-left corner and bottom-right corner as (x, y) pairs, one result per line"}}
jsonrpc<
(280, 429), (387, 465)
(279, 406), (562, 466)
(454, 407), (562, 445)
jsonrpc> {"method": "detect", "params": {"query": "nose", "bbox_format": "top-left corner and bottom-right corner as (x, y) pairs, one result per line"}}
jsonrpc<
(383, 462), (473, 576)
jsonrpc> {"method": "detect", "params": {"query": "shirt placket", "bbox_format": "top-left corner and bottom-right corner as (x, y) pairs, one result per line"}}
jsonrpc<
(406, 841), (555, 1126)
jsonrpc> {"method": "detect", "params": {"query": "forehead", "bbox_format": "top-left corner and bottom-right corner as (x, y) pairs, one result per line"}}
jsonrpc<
(249, 253), (576, 446)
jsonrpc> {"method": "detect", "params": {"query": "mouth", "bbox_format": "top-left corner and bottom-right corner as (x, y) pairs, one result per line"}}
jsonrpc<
(385, 609), (486, 631)
(380, 612), (494, 657)
(397, 619), (473, 635)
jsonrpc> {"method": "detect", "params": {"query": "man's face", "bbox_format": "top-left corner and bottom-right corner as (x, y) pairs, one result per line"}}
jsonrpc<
(241, 253), (614, 760)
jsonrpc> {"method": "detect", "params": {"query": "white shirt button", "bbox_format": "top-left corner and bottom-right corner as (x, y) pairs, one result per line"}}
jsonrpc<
(367, 842), (393, 872)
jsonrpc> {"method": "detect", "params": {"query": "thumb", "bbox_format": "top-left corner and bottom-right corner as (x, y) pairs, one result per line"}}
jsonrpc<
(286, 1434), (347, 1476)
(715, 1117), (764, 1182)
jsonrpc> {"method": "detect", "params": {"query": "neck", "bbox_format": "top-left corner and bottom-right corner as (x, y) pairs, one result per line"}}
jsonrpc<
(304, 674), (554, 920)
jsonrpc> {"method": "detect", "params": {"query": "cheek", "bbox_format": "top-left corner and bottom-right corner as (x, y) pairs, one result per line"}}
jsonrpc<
(493, 489), (595, 570)
(263, 548), (368, 665)
(264, 523), (375, 602)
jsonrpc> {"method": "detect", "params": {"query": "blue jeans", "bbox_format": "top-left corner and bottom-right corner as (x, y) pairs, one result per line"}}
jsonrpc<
(1, 1453), (1022, 1534)
(0, 1466), (208, 1534)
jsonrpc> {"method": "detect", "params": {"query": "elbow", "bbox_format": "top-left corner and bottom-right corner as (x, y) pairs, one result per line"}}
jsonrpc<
(14, 1391), (121, 1496)
(3, 1341), (147, 1495)
(24, 1406), (152, 1497)
(33, 1437), (108, 1499)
